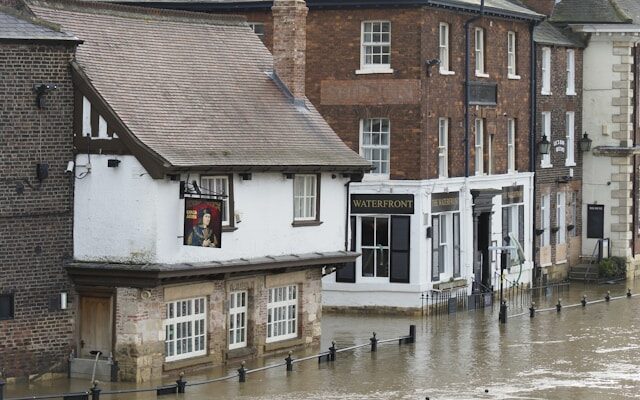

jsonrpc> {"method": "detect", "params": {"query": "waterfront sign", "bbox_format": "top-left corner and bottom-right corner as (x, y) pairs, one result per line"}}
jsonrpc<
(431, 192), (460, 213)
(502, 185), (524, 205)
(351, 194), (414, 214)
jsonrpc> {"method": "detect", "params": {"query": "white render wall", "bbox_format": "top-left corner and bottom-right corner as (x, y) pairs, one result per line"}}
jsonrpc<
(74, 154), (349, 264)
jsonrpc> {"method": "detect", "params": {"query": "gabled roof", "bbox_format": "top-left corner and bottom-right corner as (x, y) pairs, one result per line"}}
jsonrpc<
(534, 21), (584, 48)
(28, 0), (370, 174)
(0, 6), (79, 41)
(550, 0), (633, 24)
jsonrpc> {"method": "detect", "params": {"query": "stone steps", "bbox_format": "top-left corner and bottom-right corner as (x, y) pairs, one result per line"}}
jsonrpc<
(569, 263), (599, 281)
(70, 358), (116, 382)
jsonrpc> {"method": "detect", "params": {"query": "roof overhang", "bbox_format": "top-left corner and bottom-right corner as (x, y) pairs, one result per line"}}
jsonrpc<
(66, 251), (359, 288)
(570, 24), (640, 33)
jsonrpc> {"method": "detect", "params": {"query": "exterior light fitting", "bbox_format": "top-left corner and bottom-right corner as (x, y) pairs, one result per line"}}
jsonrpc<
(579, 132), (592, 152)
(538, 135), (551, 155)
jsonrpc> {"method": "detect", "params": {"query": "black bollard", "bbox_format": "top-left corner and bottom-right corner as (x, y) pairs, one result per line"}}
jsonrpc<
(628, 289), (632, 298)
(176, 371), (186, 393)
(0, 374), (5, 400)
(581, 295), (587, 307)
(529, 302), (535, 318)
(90, 381), (101, 400)
(409, 325), (416, 344)
(238, 361), (247, 383)
(329, 341), (336, 361)
(605, 291), (611, 302)
(556, 299), (562, 313)
(499, 300), (507, 324)
(285, 351), (293, 372)
(370, 332), (378, 352)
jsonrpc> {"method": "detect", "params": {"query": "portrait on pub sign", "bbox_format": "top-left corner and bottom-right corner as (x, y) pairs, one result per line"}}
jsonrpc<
(184, 199), (222, 248)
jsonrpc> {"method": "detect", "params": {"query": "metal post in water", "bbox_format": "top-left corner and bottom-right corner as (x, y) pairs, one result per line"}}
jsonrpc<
(409, 325), (416, 343)
(329, 341), (336, 361)
(285, 351), (293, 372)
(0, 372), (5, 400)
(238, 361), (247, 383)
(90, 381), (101, 400)
(370, 332), (378, 352)
(581, 294), (587, 307)
(628, 289), (632, 298)
(605, 291), (611, 302)
(529, 302), (535, 318)
(176, 371), (186, 393)
(556, 299), (562, 312)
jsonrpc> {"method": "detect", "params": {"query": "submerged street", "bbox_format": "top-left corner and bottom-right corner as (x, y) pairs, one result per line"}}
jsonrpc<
(7, 279), (640, 400)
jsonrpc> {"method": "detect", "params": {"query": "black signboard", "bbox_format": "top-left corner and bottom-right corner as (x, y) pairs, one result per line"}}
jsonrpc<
(469, 81), (498, 106)
(587, 204), (604, 239)
(351, 194), (414, 214)
(431, 192), (460, 213)
(502, 185), (524, 205)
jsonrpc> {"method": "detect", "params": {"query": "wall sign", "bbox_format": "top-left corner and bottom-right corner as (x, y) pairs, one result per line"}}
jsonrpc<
(554, 139), (565, 153)
(502, 185), (524, 205)
(587, 204), (604, 239)
(431, 192), (460, 213)
(351, 194), (414, 214)
(184, 198), (222, 248)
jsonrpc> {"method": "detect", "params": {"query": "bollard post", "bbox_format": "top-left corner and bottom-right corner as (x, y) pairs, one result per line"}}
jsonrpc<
(0, 373), (5, 400)
(556, 299), (562, 313)
(409, 325), (416, 344)
(605, 291), (611, 302)
(90, 381), (101, 400)
(370, 332), (378, 352)
(628, 289), (632, 298)
(581, 294), (587, 307)
(329, 341), (336, 362)
(499, 300), (507, 324)
(285, 351), (293, 372)
(176, 371), (186, 393)
(529, 302), (535, 318)
(238, 361), (246, 383)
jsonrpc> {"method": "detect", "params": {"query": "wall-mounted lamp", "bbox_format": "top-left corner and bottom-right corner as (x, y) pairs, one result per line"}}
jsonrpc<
(33, 83), (57, 109)
(425, 58), (441, 77)
(239, 173), (252, 181)
(538, 135), (551, 155)
(579, 132), (592, 152)
(60, 292), (68, 310)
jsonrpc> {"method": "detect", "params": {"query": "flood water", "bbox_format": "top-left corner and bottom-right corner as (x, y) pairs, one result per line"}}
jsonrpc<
(6, 280), (640, 399)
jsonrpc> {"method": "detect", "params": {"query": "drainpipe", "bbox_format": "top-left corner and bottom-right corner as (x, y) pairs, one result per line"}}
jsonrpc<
(464, 0), (485, 177)
(529, 21), (539, 283)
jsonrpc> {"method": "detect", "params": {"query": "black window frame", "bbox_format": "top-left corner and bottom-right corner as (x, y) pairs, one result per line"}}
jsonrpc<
(0, 293), (15, 320)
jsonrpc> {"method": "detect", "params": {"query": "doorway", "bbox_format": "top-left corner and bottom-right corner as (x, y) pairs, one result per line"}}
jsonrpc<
(79, 295), (113, 358)
(476, 212), (492, 290)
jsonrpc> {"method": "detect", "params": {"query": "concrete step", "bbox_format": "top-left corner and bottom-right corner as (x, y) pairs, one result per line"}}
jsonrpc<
(70, 358), (116, 382)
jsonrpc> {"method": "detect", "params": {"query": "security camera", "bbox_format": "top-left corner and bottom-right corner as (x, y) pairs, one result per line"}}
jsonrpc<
(65, 161), (75, 174)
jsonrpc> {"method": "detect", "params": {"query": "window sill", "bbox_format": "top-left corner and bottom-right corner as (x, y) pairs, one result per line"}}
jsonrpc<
(164, 354), (215, 371)
(540, 164), (553, 169)
(292, 220), (323, 227)
(222, 226), (238, 232)
(475, 72), (490, 78)
(566, 92), (577, 96)
(565, 162), (576, 167)
(508, 74), (521, 80)
(439, 70), (456, 76)
(226, 346), (255, 360)
(355, 68), (394, 75)
(541, 91), (552, 96)
(264, 336), (305, 352)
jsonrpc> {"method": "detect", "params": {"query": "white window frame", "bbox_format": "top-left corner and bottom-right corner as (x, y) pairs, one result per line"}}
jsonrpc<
(475, 28), (487, 77)
(488, 133), (494, 175)
(358, 21), (392, 74)
(164, 297), (207, 362)
(439, 23), (453, 75)
(438, 118), (449, 178)
(360, 216), (390, 279)
(557, 192), (566, 245)
(293, 174), (317, 221)
(248, 22), (265, 41)
(200, 175), (231, 226)
(508, 118), (516, 173)
(541, 112), (552, 168)
(228, 291), (247, 350)
(475, 118), (484, 175)
(507, 31), (520, 79)
(541, 47), (551, 95)
(566, 49), (576, 95)
(360, 118), (390, 176)
(565, 112), (575, 166)
(541, 194), (551, 247)
(266, 285), (297, 343)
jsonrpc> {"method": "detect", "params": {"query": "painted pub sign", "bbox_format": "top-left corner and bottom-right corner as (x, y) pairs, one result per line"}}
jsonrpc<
(184, 198), (222, 248)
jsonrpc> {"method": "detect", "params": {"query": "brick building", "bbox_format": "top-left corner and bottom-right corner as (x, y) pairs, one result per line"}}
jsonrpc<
(134, 0), (545, 311)
(0, 9), (80, 379)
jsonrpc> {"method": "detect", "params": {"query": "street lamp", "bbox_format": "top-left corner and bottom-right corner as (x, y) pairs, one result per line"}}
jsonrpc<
(579, 132), (592, 152)
(538, 135), (551, 155)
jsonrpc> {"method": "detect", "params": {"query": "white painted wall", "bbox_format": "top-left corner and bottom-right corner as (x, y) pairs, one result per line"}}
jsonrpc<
(74, 154), (349, 264)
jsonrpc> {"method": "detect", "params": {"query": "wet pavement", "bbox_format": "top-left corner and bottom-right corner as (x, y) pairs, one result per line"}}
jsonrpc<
(5, 279), (640, 399)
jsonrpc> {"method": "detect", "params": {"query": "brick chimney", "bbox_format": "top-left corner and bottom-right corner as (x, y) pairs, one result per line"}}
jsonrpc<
(519, 0), (556, 17)
(271, 0), (308, 99)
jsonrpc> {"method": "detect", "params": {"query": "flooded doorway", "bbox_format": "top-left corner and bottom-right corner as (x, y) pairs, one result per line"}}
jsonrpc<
(79, 295), (113, 358)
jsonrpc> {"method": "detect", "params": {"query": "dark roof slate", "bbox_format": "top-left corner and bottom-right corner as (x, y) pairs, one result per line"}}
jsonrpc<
(0, 7), (78, 41)
(550, 0), (632, 24)
(534, 21), (584, 47)
(28, 0), (370, 172)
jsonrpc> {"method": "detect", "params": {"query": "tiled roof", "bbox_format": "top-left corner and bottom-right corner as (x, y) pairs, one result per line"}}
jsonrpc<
(431, 0), (542, 18)
(534, 21), (584, 48)
(28, 0), (370, 172)
(550, 0), (632, 24)
(0, 7), (78, 41)
(614, 0), (640, 24)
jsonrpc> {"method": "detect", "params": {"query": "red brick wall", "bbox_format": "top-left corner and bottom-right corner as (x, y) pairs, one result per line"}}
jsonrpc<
(0, 43), (76, 379)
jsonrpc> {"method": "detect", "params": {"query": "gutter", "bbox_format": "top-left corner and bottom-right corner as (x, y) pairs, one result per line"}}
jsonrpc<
(529, 20), (539, 283)
(464, 0), (484, 178)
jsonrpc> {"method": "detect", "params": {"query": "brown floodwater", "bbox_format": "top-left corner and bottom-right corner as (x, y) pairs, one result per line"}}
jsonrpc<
(5, 279), (640, 399)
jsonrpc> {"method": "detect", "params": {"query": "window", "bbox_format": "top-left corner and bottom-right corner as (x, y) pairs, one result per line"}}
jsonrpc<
(248, 22), (265, 43)
(431, 213), (460, 281)
(360, 21), (391, 72)
(361, 216), (389, 278)
(164, 298), (206, 362)
(566, 49), (575, 95)
(293, 174), (318, 221)
(0, 294), (14, 320)
(557, 192), (566, 245)
(361, 118), (390, 175)
(502, 204), (524, 268)
(566, 112), (575, 166)
(508, 118), (516, 172)
(541, 112), (552, 168)
(507, 31), (518, 78)
(570, 191), (578, 237)
(475, 28), (486, 76)
(438, 118), (449, 178)
(475, 118), (484, 175)
(267, 285), (297, 343)
(201, 175), (232, 226)
(541, 194), (551, 247)
(541, 47), (551, 95)
(488, 132), (494, 175)
(439, 23), (452, 74)
(229, 291), (247, 350)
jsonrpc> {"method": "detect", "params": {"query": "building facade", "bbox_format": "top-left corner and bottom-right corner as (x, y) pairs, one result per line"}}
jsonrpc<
(0, 9), (80, 380)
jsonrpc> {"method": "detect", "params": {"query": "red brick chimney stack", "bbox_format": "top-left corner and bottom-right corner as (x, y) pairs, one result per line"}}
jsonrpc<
(519, 0), (556, 17)
(271, 0), (308, 99)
